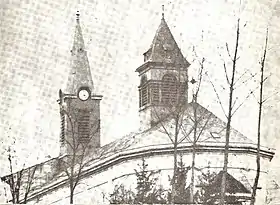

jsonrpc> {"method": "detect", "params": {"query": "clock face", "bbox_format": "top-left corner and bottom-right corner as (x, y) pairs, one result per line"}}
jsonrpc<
(78, 89), (90, 101)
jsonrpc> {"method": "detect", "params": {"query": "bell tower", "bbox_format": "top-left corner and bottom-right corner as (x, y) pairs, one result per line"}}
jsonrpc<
(136, 9), (190, 129)
(58, 11), (102, 156)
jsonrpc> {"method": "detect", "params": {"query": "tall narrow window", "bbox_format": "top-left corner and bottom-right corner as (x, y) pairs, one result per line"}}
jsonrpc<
(139, 75), (149, 107)
(142, 85), (148, 106)
(161, 74), (178, 105)
(78, 110), (90, 144)
(151, 83), (160, 104)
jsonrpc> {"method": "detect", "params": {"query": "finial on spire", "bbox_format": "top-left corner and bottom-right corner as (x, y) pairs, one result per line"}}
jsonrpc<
(76, 10), (80, 21)
(161, 5), (165, 19)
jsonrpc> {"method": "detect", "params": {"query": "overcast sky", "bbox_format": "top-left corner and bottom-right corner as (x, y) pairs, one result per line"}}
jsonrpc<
(0, 0), (280, 181)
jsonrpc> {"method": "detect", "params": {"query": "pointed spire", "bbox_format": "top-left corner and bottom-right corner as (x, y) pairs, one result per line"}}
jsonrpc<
(142, 10), (190, 67)
(65, 11), (94, 95)
(72, 10), (85, 54)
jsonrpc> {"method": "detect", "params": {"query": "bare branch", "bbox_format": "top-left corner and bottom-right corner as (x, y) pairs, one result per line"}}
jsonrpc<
(234, 72), (258, 90)
(178, 105), (211, 144)
(262, 90), (279, 104)
(206, 72), (228, 119)
(223, 62), (230, 85)
(195, 113), (213, 143)
(231, 86), (258, 117)
(178, 123), (194, 144)
(153, 107), (175, 145)
(226, 43), (233, 61)
(233, 69), (248, 86)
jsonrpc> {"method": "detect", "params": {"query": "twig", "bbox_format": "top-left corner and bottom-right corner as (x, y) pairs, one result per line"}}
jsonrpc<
(206, 73), (228, 119)
(223, 62), (230, 85)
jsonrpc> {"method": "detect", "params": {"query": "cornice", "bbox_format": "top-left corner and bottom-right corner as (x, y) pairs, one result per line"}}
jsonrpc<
(23, 143), (274, 203)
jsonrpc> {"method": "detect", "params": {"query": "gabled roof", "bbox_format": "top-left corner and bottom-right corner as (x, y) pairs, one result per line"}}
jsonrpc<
(64, 11), (94, 95)
(142, 16), (190, 67)
(206, 171), (250, 194)
(97, 102), (255, 154)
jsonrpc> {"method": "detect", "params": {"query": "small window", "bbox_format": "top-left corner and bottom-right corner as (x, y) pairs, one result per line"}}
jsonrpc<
(78, 110), (90, 144)
(210, 132), (220, 139)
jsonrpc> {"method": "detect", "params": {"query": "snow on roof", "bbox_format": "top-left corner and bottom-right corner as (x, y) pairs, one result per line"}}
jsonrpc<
(2, 103), (274, 203)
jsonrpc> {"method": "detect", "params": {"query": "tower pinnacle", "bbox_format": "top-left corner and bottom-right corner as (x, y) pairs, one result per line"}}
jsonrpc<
(76, 10), (80, 21)
(65, 12), (94, 95)
(162, 5), (164, 19)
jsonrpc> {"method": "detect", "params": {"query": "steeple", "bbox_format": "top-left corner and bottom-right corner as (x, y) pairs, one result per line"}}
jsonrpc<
(58, 11), (102, 156)
(140, 9), (190, 68)
(65, 11), (94, 95)
(136, 8), (190, 129)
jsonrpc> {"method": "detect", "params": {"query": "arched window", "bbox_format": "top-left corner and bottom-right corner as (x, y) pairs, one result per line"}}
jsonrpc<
(161, 74), (178, 105)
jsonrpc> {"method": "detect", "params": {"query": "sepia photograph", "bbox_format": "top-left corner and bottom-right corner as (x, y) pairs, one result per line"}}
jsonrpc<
(0, 0), (280, 204)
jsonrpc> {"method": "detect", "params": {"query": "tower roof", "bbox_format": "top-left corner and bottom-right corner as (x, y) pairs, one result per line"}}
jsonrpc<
(65, 11), (94, 94)
(143, 15), (190, 67)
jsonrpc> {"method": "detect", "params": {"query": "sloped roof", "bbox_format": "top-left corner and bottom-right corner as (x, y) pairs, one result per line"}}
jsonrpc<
(77, 102), (264, 172)
(2, 103), (274, 203)
(206, 171), (250, 194)
(96, 102), (254, 155)
(143, 17), (190, 67)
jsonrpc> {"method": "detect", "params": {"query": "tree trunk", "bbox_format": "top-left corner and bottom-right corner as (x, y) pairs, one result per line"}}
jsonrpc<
(220, 18), (240, 205)
(171, 142), (178, 204)
(70, 181), (74, 204)
(250, 28), (267, 205)
(171, 119), (179, 204)
(70, 188), (74, 204)
(190, 143), (196, 203)
(190, 99), (198, 203)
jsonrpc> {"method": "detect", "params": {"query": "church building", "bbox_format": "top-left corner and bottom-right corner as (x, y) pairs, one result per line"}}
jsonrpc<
(1, 10), (275, 205)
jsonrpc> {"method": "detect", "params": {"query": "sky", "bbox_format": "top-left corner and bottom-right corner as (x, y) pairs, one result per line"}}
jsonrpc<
(0, 0), (280, 186)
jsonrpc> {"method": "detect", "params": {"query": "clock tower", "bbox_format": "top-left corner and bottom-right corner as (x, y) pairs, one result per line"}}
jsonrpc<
(58, 11), (102, 156)
(136, 12), (190, 129)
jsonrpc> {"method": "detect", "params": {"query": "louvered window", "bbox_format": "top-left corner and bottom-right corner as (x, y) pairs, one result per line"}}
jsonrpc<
(161, 74), (178, 105)
(151, 83), (160, 104)
(139, 75), (149, 107)
(78, 111), (90, 143)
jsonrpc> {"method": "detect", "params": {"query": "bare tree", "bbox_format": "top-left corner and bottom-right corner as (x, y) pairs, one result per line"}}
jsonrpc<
(208, 18), (260, 204)
(218, 18), (241, 205)
(250, 28), (268, 205)
(1, 144), (38, 204)
(58, 105), (101, 204)
(151, 58), (212, 204)
(208, 19), (270, 205)
(188, 42), (208, 203)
